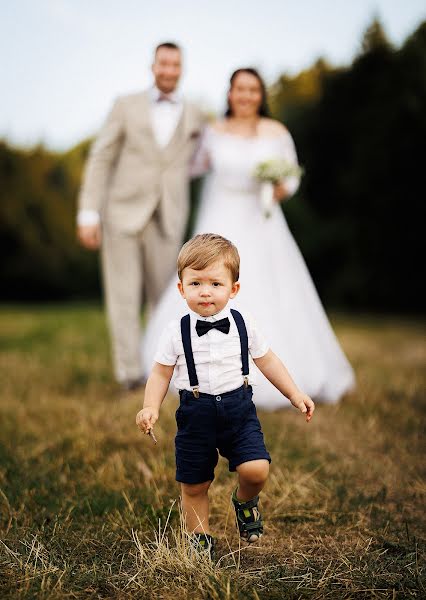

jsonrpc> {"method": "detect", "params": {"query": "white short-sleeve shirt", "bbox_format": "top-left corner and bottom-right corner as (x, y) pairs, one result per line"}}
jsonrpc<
(154, 306), (269, 395)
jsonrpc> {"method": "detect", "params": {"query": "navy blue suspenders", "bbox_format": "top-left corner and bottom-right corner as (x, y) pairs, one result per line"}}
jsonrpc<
(230, 309), (249, 387)
(180, 309), (249, 397)
(180, 314), (200, 397)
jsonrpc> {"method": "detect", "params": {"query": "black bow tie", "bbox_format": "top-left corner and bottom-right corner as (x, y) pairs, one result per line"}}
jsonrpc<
(196, 317), (230, 337)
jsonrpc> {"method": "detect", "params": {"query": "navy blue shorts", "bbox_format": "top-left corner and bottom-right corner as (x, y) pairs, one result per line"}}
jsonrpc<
(175, 384), (271, 484)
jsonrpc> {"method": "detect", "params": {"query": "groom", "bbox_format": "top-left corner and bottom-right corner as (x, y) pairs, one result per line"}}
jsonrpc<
(77, 42), (205, 390)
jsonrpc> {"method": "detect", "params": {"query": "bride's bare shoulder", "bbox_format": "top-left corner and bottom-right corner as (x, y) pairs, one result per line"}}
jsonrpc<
(258, 118), (288, 137)
(210, 120), (229, 133)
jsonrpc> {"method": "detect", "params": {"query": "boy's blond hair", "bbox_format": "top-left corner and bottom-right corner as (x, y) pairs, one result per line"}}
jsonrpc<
(177, 234), (240, 282)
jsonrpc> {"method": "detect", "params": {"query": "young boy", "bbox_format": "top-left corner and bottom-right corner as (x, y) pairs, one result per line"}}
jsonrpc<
(136, 233), (314, 557)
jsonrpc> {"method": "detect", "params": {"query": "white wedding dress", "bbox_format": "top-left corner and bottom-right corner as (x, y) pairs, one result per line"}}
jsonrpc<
(142, 126), (355, 409)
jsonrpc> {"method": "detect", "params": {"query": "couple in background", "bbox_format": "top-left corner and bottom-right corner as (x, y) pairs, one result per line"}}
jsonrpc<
(78, 42), (355, 407)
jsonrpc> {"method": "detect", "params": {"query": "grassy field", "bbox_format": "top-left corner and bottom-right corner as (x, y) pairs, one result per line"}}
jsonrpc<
(0, 304), (424, 599)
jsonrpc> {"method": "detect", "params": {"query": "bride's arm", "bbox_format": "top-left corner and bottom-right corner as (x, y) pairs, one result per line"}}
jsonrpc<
(274, 130), (301, 201)
(189, 126), (212, 178)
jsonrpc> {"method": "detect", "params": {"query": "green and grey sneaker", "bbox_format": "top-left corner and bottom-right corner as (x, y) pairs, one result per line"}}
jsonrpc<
(232, 489), (263, 543)
(190, 533), (215, 561)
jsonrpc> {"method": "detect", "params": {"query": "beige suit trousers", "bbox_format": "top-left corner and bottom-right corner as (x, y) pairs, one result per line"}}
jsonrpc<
(101, 215), (181, 382)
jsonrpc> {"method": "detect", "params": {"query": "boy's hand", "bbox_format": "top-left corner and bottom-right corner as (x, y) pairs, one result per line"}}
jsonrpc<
(136, 407), (159, 434)
(290, 392), (315, 422)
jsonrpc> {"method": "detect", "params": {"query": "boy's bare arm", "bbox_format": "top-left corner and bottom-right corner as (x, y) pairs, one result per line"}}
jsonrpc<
(254, 350), (315, 421)
(135, 362), (174, 433)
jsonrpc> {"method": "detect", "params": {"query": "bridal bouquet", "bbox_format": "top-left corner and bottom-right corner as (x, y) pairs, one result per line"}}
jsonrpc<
(253, 159), (303, 218)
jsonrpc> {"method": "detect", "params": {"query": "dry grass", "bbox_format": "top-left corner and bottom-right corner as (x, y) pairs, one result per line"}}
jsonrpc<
(0, 304), (424, 599)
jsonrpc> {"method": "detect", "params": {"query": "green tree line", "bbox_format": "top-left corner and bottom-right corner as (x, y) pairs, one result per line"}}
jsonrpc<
(1, 20), (424, 311)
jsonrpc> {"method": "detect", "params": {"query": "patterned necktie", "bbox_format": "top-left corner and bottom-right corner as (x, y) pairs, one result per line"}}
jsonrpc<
(195, 317), (230, 337)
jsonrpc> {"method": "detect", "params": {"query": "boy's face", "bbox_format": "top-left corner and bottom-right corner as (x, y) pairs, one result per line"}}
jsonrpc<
(178, 260), (240, 317)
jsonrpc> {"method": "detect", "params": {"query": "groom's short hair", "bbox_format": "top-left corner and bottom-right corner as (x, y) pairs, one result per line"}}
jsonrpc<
(177, 234), (240, 282)
(155, 42), (181, 55)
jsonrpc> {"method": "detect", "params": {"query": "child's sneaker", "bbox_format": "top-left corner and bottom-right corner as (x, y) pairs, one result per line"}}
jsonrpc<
(190, 533), (215, 561)
(232, 489), (263, 543)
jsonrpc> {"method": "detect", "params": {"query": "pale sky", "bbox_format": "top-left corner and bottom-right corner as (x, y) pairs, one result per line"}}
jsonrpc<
(1, 0), (424, 150)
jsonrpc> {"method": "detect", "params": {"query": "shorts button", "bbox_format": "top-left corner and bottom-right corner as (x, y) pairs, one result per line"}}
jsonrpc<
(216, 395), (221, 402)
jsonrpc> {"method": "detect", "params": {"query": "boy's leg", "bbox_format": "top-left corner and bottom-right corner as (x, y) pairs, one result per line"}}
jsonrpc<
(236, 459), (269, 501)
(181, 480), (215, 561)
(233, 459), (269, 543)
(181, 481), (212, 534)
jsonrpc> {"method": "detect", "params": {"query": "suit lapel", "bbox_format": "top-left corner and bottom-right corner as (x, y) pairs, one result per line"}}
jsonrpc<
(137, 91), (162, 158)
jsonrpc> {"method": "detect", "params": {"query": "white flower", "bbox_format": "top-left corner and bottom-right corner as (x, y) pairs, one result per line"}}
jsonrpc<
(253, 159), (303, 183)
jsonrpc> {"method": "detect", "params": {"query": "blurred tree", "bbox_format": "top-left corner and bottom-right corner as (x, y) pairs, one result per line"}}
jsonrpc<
(273, 19), (425, 312)
(269, 58), (335, 120)
(0, 140), (100, 300)
(360, 17), (393, 54)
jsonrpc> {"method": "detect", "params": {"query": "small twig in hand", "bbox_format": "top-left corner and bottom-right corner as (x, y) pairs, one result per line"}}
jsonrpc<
(148, 429), (158, 444)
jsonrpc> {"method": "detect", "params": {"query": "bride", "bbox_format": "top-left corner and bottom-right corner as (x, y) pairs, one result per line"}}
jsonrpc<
(142, 68), (355, 409)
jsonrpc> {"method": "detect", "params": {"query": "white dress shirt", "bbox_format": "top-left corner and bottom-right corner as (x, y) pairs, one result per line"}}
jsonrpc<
(77, 86), (183, 227)
(149, 86), (183, 148)
(154, 305), (270, 395)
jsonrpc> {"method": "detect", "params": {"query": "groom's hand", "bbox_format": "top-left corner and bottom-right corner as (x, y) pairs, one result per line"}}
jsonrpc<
(77, 224), (102, 250)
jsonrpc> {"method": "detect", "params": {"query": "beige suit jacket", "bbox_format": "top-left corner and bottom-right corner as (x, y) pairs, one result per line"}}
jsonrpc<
(78, 91), (205, 237)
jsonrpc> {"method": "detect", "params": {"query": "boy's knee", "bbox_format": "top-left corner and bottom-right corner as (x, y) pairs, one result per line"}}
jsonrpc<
(237, 459), (269, 484)
(181, 480), (211, 497)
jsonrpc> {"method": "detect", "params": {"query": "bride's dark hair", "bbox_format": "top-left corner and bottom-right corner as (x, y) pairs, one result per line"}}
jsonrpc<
(225, 68), (270, 117)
